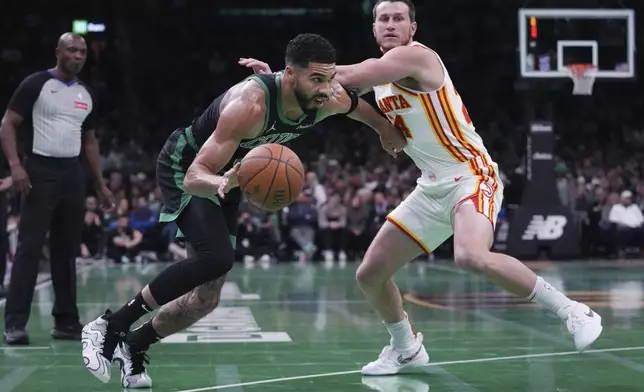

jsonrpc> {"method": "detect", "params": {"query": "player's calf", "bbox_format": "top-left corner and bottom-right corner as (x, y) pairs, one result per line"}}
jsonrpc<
(356, 244), (407, 324)
(151, 275), (226, 337)
(116, 276), (226, 389)
(127, 276), (226, 350)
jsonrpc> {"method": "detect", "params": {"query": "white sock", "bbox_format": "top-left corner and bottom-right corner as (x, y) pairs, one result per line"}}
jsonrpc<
(527, 276), (576, 319)
(384, 312), (417, 353)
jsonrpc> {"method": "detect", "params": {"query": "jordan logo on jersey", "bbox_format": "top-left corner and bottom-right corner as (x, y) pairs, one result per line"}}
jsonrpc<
(239, 132), (301, 149)
(377, 94), (412, 115)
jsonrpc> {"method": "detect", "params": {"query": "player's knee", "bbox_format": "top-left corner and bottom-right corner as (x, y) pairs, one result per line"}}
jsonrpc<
(453, 245), (489, 273)
(197, 289), (222, 310)
(190, 285), (222, 313)
(355, 264), (371, 287)
(194, 243), (234, 279)
(356, 254), (384, 287)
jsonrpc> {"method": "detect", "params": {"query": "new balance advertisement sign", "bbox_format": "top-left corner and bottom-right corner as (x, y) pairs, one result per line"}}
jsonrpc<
(507, 207), (579, 259)
(508, 121), (581, 257)
(521, 215), (567, 241)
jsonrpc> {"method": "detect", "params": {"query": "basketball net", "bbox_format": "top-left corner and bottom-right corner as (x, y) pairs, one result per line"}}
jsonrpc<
(566, 64), (597, 95)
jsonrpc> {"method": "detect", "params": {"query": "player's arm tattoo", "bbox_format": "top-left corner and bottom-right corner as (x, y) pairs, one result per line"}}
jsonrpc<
(151, 275), (227, 337)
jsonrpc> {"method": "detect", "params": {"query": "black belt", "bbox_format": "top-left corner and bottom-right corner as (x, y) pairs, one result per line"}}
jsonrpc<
(27, 153), (80, 167)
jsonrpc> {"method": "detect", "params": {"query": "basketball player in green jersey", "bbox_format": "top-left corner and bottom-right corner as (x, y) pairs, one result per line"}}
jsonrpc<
(81, 33), (406, 389)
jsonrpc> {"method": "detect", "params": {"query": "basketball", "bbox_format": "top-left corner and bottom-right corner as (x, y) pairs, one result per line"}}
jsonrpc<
(237, 144), (305, 211)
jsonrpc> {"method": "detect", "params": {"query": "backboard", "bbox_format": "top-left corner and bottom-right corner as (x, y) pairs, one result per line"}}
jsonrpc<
(518, 8), (635, 79)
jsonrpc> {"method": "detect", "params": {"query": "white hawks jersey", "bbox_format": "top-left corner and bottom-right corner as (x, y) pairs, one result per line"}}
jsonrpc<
(373, 42), (495, 178)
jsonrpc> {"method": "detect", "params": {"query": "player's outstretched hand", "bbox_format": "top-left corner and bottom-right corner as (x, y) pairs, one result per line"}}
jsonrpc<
(218, 162), (241, 198)
(379, 123), (407, 158)
(239, 58), (272, 74)
(380, 136), (399, 158)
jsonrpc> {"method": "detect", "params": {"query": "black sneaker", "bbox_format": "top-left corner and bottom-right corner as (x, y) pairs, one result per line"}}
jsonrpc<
(52, 322), (82, 340)
(3, 328), (29, 345)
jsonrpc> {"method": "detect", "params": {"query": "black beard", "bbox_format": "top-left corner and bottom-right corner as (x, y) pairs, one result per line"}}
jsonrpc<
(294, 87), (319, 114)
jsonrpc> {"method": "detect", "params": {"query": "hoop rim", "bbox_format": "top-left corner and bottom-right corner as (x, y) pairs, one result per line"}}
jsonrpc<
(566, 63), (598, 80)
(566, 63), (597, 70)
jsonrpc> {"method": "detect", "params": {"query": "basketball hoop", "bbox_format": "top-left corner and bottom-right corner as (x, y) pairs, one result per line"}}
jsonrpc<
(566, 64), (597, 95)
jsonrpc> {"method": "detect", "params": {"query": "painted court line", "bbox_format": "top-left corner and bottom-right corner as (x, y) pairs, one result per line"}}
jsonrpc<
(176, 345), (644, 392)
(0, 366), (38, 392)
(0, 346), (49, 351)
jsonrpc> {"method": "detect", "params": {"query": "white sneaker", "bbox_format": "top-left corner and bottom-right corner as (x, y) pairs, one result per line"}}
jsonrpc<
(113, 341), (153, 389)
(81, 310), (124, 383)
(566, 302), (603, 352)
(361, 333), (430, 375)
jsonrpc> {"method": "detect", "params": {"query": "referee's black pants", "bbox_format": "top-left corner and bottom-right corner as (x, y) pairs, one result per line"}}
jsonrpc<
(0, 188), (8, 288)
(4, 155), (85, 329)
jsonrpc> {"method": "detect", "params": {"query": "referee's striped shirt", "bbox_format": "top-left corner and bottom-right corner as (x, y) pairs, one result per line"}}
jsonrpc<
(7, 69), (96, 158)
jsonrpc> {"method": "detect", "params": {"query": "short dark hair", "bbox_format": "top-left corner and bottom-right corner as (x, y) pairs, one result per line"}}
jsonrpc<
(285, 33), (336, 68)
(372, 0), (416, 22)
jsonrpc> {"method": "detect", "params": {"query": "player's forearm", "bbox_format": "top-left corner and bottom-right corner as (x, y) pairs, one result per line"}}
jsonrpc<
(0, 121), (22, 167)
(337, 62), (371, 91)
(183, 164), (224, 198)
(339, 49), (421, 91)
(348, 99), (390, 135)
(337, 59), (382, 90)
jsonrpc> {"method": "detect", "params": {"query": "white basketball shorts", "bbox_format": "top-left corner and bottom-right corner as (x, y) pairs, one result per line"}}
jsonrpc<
(386, 158), (504, 253)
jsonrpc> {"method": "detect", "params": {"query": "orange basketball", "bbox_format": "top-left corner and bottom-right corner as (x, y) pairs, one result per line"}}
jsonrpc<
(237, 144), (305, 211)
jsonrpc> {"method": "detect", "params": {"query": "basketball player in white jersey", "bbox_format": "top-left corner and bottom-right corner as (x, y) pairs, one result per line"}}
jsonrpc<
(240, 0), (603, 376)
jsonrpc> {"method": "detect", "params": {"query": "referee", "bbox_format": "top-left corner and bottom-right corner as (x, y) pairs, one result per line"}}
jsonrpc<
(0, 33), (114, 345)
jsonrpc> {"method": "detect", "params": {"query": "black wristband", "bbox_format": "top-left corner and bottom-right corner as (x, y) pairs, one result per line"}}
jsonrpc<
(344, 87), (360, 115)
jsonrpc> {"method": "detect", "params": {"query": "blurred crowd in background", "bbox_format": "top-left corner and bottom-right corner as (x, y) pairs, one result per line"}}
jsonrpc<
(1, 0), (643, 269)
